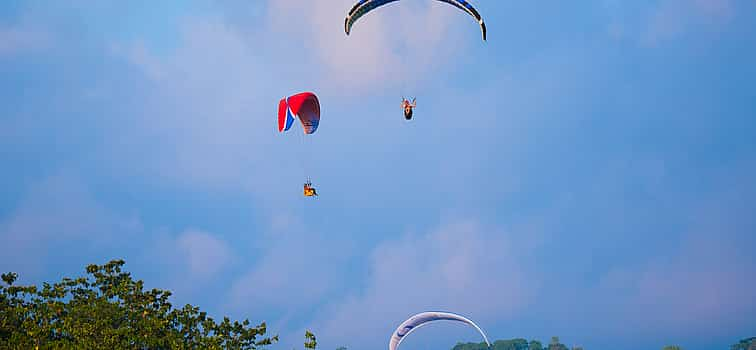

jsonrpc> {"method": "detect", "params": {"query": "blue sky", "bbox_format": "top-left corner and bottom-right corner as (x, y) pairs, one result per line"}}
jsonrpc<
(1, 1), (755, 349)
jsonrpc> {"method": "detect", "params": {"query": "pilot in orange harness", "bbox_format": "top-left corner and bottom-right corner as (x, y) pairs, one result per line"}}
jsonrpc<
(304, 181), (318, 197)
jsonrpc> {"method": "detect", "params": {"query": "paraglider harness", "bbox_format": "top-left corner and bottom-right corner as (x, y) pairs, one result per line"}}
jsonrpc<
(402, 97), (416, 120)
(304, 180), (318, 197)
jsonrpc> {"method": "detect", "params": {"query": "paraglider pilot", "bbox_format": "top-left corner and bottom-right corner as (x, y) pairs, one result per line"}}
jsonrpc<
(401, 97), (416, 120)
(304, 181), (318, 197)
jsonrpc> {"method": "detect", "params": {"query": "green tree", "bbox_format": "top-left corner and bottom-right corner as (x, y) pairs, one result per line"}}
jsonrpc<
(453, 338), (583, 350)
(731, 337), (756, 350)
(453, 339), (550, 350)
(453, 341), (488, 350)
(305, 330), (317, 350)
(491, 338), (529, 350)
(529, 340), (544, 350)
(0, 260), (279, 349)
(662, 346), (682, 350)
(548, 337), (568, 350)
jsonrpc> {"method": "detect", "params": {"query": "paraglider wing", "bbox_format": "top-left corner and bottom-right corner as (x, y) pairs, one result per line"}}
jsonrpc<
(388, 311), (491, 350)
(277, 92), (320, 134)
(345, 0), (486, 41)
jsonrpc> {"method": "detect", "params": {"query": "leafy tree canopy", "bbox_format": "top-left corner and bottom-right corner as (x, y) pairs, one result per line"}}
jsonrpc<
(731, 337), (756, 350)
(0, 260), (278, 350)
(454, 338), (550, 350)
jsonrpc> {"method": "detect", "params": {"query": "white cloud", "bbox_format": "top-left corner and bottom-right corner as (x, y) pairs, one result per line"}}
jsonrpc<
(266, 0), (470, 92)
(227, 215), (353, 328)
(555, 164), (756, 338)
(591, 234), (756, 337)
(108, 17), (276, 192)
(601, 0), (738, 45)
(0, 172), (142, 279)
(0, 172), (235, 292)
(177, 230), (234, 279)
(0, 26), (51, 56)
(143, 228), (238, 302)
(642, 0), (735, 45)
(694, 0), (735, 21)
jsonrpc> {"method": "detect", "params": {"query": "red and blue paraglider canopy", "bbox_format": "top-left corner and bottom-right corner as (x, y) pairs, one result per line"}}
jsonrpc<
(278, 92), (320, 134)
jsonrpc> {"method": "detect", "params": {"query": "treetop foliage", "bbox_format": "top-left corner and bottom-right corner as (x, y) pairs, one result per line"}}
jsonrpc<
(0, 260), (276, 350)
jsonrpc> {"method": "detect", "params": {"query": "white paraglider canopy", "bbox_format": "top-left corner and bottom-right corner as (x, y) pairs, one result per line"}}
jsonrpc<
(388, 311), (491, 350)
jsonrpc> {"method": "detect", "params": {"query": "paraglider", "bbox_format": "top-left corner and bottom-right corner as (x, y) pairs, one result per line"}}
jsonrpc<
(389, 311), (491, 350)
(401, 97), (416, 120)
(278, 92), (320, 135)
(304, 180), (318, 197)
(345, 0), (487, 41)
(278, 92), (321, 197)
(346, 1), (485, 120)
